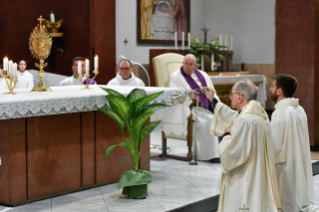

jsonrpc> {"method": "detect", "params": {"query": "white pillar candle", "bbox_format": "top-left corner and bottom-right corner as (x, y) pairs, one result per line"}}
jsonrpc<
(9, 60), (13, 78)
(94, 55), (99, 70)
(85, 59), (89, 75)
(78, 61), (82, 77)
(50, 11), (55, 23)
(13, 63), (17, 77)
(219, 34), (222, 46)
(3, 57), (8, 71)
(201, 55), (204, 71)
(211, 53), (215, 71)
(231, 35), (233, 51)
(225, 34), (228, 50)
(182, 32), (184, 50)
(188, 32), (191, 50)
(174, 32), (177, 50)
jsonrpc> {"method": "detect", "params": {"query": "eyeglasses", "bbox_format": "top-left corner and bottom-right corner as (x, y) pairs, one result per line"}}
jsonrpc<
(119, 67), (130, 71)
(229, 92), (243, 97)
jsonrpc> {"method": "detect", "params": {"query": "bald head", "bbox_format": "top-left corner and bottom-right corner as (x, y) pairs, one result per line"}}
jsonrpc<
(182, 54), (197, 75)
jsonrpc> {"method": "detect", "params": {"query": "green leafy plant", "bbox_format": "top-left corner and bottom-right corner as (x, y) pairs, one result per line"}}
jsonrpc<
(189, 37), (226, 64)
(98, 88), (169, 198)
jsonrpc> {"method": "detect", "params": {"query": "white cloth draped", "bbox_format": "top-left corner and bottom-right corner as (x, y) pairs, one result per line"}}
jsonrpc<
(15, 71), (34, 89)
(107, 72), (145, 87)
(272, 98), (319, 212)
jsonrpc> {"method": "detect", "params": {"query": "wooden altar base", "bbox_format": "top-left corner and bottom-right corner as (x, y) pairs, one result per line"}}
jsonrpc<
(0, 111), (150, 206)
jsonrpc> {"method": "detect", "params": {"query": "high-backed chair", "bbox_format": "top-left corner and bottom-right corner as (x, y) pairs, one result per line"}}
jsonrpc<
(152, 53), (194, 161)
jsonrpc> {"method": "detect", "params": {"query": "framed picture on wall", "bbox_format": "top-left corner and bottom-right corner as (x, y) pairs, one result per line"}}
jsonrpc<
(137, 0), (190, 44)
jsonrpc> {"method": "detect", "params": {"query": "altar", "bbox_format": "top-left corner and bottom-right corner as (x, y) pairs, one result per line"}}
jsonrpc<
(0, 85), (183, 206)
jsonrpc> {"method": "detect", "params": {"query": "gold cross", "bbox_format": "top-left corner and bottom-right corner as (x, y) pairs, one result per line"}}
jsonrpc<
(239, 203), (250, 211)
(38, 16), (43, 25)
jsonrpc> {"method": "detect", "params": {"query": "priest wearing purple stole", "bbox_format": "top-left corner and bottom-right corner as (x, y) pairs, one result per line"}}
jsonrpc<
(60, 57), (97, 86)
(169, 54), (220, 161)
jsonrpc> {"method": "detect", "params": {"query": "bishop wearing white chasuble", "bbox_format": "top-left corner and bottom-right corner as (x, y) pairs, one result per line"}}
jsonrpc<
(270, 74), (319, 212)
(169, 54), (220, 160)
(204, 80), (281, 212)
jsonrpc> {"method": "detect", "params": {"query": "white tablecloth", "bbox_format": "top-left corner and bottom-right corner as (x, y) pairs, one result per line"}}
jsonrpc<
(0, 85), (184, 120)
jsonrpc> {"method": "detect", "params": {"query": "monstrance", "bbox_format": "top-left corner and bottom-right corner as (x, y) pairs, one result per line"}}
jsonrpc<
(29, 16), (53, 92)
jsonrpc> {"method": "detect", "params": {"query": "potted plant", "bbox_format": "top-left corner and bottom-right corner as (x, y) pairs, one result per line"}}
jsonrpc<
(98, 88), (169, 198)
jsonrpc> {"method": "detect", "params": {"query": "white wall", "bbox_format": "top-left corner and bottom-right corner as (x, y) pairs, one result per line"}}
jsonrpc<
(205, 0), (275, 64)
(116, 0), (206, 64)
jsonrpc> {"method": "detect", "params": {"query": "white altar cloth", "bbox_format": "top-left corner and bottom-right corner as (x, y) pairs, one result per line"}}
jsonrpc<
(0, 85), (184, 120)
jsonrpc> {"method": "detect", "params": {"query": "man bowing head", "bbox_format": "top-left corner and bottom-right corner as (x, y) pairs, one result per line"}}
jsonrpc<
(203, 80), (281, 212)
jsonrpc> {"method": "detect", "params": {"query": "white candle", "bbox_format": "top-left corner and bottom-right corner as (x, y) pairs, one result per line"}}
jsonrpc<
(182, 32), (184, 50)
(9, 60), (13, 78)
(50, 11), (55, 23)
(174, 32), (177, 50)
(94, 55), (99, 70)
(85, 59), (89, 75)
(78, 61), (82, 77)
(3, 57), (8, 71)
(219, 34), (222, 46)
(188, 32), (191, 50)
(211, 53), (215, 71)
(13, 63), (17, 77)
(231, 35), (233, 51)
(201, 55), (204, 71)
(225, 35), (228, 50)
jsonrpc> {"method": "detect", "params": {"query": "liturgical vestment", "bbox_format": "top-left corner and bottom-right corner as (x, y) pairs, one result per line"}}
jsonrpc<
(107, 72), (145, 87)
(210, 100), (281, 212)
(272, 98), (319, 212)
(15, 71), (34, 89)
(169, 68), (220, 160)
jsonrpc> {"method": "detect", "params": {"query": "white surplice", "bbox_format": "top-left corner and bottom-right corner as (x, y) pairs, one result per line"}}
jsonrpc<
(272, 98), (319, 212)
(15, 71), (34, 89)
(169, 69), (220, 160)
(210, 100), (281, 212)
(60, 75), (85, 86)
(0, 78), (9, 91)
(107, 72), (145, 87)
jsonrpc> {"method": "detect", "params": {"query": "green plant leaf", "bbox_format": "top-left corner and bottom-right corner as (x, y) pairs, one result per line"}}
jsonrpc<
(138, 103), (169, 116)
(98, 108), (126, 133)
(106, 95), (135, 122)
(217, 54), (224, 61)
(139, 120), (162, 143)
(193, 37), (201, 44)
(134, 91), (164, 115)
(127, 88), (147, 103)
(211, 38), (218, 46)
(203, 54), (211, 61)
(105, 141), (130, 158)
(133, 112), (154, 133)
(118, 170), (152, 189)
(100, 87), (125, 98)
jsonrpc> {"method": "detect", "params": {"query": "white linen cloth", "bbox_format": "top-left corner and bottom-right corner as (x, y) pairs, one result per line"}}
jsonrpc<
(272, 98), (319, 212)
(107, 72), (145, 87)
(15, 71), (34, 89)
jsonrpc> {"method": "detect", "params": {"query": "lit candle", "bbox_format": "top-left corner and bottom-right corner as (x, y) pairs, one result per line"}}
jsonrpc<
(3, 57), (8, 71)
(182, 32), (184, 50)
(174, 32), (177, 50)
(188, 32), (191, 50)
(78, 61), (82, 77)
(225, 34), (228, 50)
(13, 63), (17, 78)
(94, 55), (99, 70)
(85, 59), (89, 75)
(231, 35), (233, 51)
(9, 60), (13, 78)
(50, 11), (55, 23)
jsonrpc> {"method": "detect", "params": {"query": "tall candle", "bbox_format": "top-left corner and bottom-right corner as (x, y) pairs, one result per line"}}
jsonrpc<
(174, 32), (177, 50)
(182, 32), (184, 50)
(188, 32), (191, 50)
(225, 35), (228, 50)
(78, 61), (82, 77)
(201, 55), (204, 71)
(94, 55), (99, 70)
(9, 60), (13, 78)
(50, 11), (55, 23)
(13, 63), (17, 77)
(231, 35), (233, 51)
(3, 57), (8, 71)
(85, 59), (89, 75)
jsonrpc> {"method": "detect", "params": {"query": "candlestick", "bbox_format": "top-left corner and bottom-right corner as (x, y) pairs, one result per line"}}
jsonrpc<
(50, 11), (55, 23)
(225, 35), (228, 50)
(85, 59), (89, 75)
(174, 32), (177, 50)
(3, 57), (8, 71)
(76, 68), (99, 90)
(188, 32), (191, 50)
(94, 55), (99, 70)
(78, 61), (82, 77)
(231, 35), (233, 51)
(182, 32), (184, 50)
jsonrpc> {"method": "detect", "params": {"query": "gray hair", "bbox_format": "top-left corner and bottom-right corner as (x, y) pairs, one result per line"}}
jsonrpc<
(183, 54), (196, 63)
(235, 79), (257, 101)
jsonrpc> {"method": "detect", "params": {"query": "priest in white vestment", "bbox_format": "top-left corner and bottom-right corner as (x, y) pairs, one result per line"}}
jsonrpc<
(0, 65), (9, 90)
(270, 74), (319, 212)
(15, 59), (34, 89)
(169, 54), (220, 161)
(60, 57), (97, 86)
(204, 80), (281, 212)
(107, 59), (145, 87)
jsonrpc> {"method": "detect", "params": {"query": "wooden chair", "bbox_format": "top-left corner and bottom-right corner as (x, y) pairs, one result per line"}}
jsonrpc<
(152, 53), (195, 161)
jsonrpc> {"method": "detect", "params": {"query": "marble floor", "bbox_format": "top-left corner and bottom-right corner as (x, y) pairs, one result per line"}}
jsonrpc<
(1, 137), (319, 212)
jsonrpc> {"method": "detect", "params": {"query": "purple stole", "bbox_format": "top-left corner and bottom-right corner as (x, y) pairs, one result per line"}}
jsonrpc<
(180, 67), (209, 107)
(83, 78), (97, 85)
